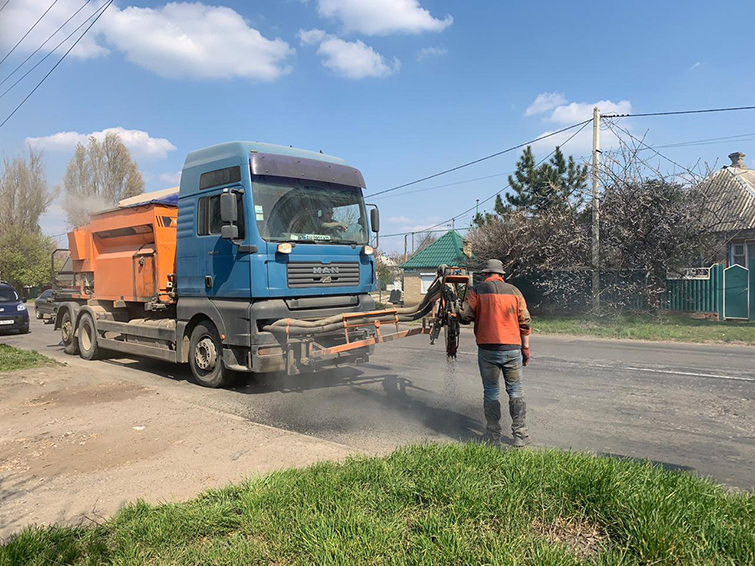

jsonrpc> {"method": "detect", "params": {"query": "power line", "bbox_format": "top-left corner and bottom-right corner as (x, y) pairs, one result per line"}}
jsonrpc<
(0, 0), (61, 67)
(0, 0), (103, 100)
(0, 0), (93, 89)
(380, 227), (471, 239)
(372, 171), (514, 201)
(0, 0), (12, 13)
(418, 119), (593, 235)
(602, 105), (755, 119)
(365, 118), (592, 198)
(604, 120), (693, 174)
(645, 132), (755, 151)
(0, 0), (114, 130)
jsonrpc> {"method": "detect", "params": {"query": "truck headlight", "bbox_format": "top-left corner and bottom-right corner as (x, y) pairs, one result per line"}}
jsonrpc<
(362, 245), (374, 255)
(17, 304), (26, 311)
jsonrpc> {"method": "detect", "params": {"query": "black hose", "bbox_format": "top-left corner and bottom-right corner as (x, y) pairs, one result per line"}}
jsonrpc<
(262, 278), (441, 335)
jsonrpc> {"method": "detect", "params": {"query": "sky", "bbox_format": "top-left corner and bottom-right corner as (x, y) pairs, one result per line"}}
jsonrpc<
(0, 0), (754, 253)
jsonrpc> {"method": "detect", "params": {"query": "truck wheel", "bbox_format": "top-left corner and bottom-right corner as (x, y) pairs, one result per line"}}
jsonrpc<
(77, 313), (100, 360)
(60, 310), (79, 356)
(189, 322), (231, 388)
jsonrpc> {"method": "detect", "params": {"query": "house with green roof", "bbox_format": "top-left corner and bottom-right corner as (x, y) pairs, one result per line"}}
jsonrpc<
(400, 230), (471, 304)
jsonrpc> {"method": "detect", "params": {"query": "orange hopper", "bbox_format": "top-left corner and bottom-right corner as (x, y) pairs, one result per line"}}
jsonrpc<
(67, 202), (178, 305)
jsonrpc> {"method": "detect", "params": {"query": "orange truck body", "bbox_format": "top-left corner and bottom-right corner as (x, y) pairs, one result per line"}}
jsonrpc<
(67, 203), (178, 305)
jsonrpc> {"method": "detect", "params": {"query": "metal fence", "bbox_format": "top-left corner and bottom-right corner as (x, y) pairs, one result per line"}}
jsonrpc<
(665, 265), (722, 315)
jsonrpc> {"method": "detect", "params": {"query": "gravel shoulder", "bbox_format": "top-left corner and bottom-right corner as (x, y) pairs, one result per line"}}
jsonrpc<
(0, 362), (356, 540)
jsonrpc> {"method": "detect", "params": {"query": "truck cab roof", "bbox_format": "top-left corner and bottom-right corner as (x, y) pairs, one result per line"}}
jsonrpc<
(183, 141), (348, 171)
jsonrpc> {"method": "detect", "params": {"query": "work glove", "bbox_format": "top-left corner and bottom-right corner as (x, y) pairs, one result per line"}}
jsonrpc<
(521, 347), (530, 366)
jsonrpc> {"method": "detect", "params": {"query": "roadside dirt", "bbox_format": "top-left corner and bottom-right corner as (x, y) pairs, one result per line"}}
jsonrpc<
(0, 364), (357, 540)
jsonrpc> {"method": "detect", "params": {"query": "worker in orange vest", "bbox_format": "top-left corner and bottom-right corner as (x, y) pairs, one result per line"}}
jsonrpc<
(461, 259), (532, 447)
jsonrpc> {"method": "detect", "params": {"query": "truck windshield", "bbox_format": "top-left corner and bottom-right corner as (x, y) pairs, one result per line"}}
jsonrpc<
(251, 175), (369, 245)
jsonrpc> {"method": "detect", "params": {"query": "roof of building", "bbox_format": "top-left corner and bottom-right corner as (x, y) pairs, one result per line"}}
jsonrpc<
(699, 165), (755, 233)
(401, 230), (468, 269)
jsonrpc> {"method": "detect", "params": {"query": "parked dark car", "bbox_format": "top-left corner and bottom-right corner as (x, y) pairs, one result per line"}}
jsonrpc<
(34, 289), (57, 321)
(0, 282), (30, 334)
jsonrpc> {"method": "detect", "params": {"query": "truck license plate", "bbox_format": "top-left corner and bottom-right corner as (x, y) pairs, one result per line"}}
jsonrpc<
(0, 320), (14, 325)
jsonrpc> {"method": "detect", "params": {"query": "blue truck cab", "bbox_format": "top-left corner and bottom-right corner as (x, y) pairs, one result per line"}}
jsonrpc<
(174, 141), (379, 382)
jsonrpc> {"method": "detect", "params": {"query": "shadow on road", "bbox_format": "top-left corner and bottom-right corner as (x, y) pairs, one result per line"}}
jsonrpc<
(599, 452), (696, 474)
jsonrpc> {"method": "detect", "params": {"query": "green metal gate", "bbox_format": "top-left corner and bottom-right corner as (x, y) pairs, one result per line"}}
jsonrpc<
(723, 265), (749, 320)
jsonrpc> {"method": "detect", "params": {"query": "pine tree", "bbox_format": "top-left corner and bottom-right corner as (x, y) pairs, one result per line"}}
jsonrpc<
(505, 146), (540, 211)
(502, 146), (588, 214)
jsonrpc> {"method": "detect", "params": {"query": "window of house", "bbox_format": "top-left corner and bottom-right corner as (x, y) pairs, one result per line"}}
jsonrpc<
(731, 243), (746, 267)
(420, 273), (435, 294)
(197, 193), (245, 238)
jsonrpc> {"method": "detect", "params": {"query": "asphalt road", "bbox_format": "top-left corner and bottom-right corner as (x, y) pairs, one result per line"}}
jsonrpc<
(3, 317), (754, 490)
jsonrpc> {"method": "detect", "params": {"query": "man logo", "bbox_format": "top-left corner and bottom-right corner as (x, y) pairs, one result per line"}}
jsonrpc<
(313, 266), (340, 275)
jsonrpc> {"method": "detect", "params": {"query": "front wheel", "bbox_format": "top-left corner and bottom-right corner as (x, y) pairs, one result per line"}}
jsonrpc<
(35, 309), (42, 320)
(189, 322), (233, 388)
(60, 310), (79, 355)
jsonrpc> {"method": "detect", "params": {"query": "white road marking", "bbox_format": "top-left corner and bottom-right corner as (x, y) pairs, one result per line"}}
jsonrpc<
(586, 362), (754, 383)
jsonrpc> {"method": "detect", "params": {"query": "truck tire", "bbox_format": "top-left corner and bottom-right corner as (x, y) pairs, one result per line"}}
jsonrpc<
(60, 310), (79, 356)
(77, 312), (101, 360)
(189, 321), (232, 388)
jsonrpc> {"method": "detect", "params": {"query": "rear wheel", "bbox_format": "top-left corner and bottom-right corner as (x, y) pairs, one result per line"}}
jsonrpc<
(60, 310), (79, 355)
(77, 313), (100, 360)
(189, 322), (232, 388)
(35, 309), (42, 320)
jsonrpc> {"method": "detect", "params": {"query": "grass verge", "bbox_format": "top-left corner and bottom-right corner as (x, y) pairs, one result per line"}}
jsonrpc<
(0, 344), (56, 372)
(2, 444), (753, 565)
(534, 313), (755, 345)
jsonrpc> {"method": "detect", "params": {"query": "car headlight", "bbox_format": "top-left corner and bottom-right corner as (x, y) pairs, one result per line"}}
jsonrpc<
(17, 304), (26, 311)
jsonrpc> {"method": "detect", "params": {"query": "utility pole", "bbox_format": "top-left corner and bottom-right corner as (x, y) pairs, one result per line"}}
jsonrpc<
(411, 232), (415, 253)
(404, 234), (408, 261)
(451, 218), (455, 232)
(591, 106), (601, 314)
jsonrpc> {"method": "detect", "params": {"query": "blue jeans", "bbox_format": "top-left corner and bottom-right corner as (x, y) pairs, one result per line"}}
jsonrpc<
(477, 348), (523, 402)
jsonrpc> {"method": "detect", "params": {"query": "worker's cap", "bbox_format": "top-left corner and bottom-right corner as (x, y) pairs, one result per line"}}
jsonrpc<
(482, 259), (505, 275)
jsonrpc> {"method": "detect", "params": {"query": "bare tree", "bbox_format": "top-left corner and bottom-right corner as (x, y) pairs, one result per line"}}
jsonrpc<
(63, 132), (144, 227)
(0, 148), (55, 233)
(467, 136), (734, 313)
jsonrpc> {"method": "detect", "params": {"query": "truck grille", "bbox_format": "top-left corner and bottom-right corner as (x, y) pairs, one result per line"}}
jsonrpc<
(287, 262), (360, 288)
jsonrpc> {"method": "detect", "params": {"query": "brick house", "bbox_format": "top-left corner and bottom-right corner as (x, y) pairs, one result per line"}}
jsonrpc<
(400, 230), (470, 304)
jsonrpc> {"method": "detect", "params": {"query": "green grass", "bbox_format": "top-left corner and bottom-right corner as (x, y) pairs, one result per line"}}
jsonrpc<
(534, 313), (755, 345)
(2, 444), (753, 565)
(0, 344), (56, 372)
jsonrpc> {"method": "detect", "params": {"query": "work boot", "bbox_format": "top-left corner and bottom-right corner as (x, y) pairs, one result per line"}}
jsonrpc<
(483, 399), (502, 445)
(509, 398), (530, 448)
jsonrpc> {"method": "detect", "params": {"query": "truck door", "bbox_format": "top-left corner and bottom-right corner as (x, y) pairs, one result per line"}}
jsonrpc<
(196, 189), (251, 299)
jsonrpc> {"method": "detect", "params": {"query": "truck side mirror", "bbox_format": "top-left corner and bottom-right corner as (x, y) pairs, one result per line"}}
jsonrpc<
(221, 224), (239, 239)
(369, 206), (380, 233)
(220, 192), (238, 223)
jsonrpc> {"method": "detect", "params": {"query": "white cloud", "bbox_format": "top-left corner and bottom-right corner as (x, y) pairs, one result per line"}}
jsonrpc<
(525, 94), (632, 155)
(0, 0), (109, 59)
(548, 99), (631, 124)
(524, 92), (567, 117)
(26, 127), (177, 159)
(160, 171), (182, 185)
(0, 2), (295, 80)
(386, 216), (413, 224)
(690, 61), (702, 70)
(417, 46), (447, 61)
(99, 3), (294, 81)
(298, 29), (399, 79)
(317, 0), (452, 35)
